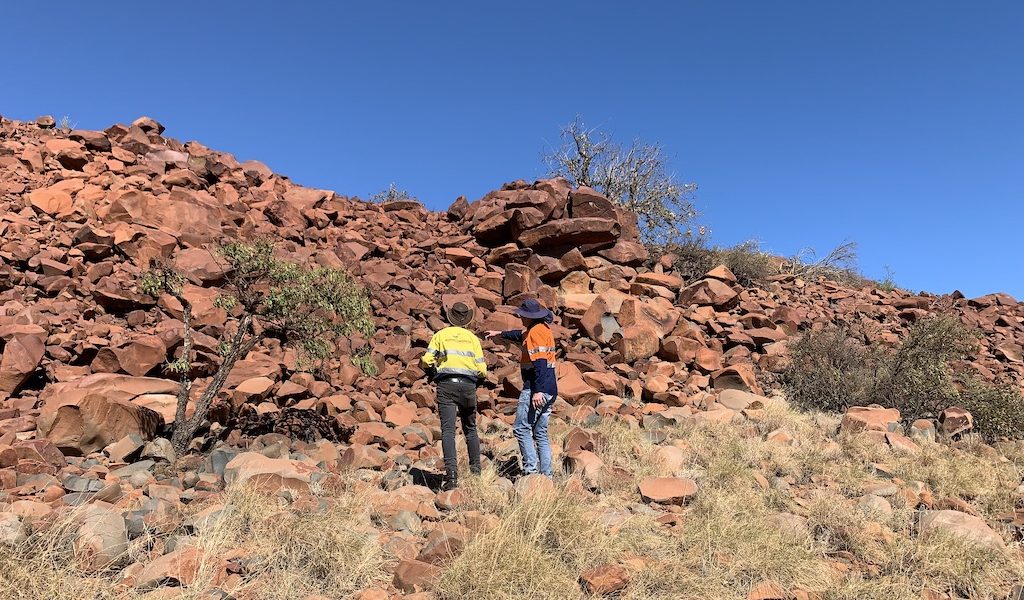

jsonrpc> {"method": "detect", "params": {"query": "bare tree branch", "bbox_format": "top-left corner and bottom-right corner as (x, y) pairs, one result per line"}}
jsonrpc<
(544, 117), (697, 246)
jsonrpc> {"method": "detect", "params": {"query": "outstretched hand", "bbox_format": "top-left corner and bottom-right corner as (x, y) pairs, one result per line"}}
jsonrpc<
(484, 330), (502, 339)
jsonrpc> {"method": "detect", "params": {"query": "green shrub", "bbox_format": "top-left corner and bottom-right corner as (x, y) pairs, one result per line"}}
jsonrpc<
(871, 315), (976, 420)
(717, 240), (775, 287)
(782, 326), (875, 412)
(783, 316), (1023, 440)
(141, 240), (376, 453)
(959, 378), (1024, 441)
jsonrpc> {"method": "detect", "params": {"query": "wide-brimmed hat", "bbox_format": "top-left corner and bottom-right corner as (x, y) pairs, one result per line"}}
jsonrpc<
(514, 298), (551, 320)
(446, 302), (475, 327)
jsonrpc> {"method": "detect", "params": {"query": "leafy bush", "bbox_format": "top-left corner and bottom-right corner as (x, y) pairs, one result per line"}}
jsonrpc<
(871, 315), (977, 420)
(782, 316), (1024, 440)
(350, 347), (378, 377)
(782, 326), (876, 413)
(959, 378), (1024, 441)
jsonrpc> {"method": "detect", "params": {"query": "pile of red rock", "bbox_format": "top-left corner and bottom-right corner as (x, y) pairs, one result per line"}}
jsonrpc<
(1, 114), (1023, 597)
(0, 114), (1021, 456)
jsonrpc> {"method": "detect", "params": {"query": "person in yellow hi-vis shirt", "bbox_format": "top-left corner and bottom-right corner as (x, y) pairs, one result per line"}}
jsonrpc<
(420, 302), (487, 490)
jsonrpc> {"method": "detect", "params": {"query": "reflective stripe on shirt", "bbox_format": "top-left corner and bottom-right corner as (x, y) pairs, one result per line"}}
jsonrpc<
(436, 367), (483, 378)
(420, 326), (487, 380)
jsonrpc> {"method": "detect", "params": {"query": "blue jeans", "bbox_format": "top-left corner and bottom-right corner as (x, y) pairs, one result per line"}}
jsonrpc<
(513, 383), (554, 476)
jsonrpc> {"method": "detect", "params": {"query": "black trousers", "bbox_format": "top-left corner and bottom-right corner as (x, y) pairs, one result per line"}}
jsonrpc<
(437, 380), (481, 481)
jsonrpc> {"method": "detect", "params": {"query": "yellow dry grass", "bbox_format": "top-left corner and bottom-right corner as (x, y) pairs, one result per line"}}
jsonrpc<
(209, 484), (387, 599)
(890, 437), (1023, 518)
(458, 466), (514, 514)
(0, 478), (386, 600)
(624, 488), (833, 599)
(3, 395), (1021, 599)
(437, 483), (659, 600)
(0, 507), (127, 600)
(590, 418), (667, 499)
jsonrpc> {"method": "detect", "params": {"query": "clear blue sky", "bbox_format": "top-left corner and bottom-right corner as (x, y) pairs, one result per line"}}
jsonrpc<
(5, 2), (1022, 299)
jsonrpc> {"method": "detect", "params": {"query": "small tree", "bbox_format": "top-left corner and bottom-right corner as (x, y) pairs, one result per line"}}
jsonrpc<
(544, 116), (697, 245)
(141, 240), (375, 454)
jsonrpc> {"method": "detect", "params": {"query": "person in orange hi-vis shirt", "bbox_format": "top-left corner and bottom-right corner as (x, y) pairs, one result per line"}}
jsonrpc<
(485, 298), (558, 477)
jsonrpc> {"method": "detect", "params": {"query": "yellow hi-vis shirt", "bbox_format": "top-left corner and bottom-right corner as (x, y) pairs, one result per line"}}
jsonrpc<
(420, 326), (487, 382)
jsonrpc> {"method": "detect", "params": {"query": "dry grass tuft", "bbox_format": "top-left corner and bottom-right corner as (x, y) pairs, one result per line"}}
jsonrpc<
(890, 438), (1022, 518)
(437, 483), (658, 600)
(591, 419), (665, 497)
(824, 575), (920, 600)
(673, 422), (758, 491)
(0, 508), (126, 600)
(909, 530), (1023, 599)
(459, 466), (513, 514)
(0, 479), (385, 600)
(193, 483), (387, 599)
(624, 486), (832, 599)
(804, 489), (896, 565)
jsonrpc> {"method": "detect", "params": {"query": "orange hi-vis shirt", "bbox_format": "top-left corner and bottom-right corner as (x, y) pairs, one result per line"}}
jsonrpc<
(520, 323), (556, 366)
(501, 322), (557, 397)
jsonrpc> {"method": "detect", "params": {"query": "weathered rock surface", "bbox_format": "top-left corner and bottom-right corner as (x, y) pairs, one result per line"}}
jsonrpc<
(37, 394), (163, 456)
(638, 477), (698, 505)
(919, 509), (1006, 551)
(222, 452), (318, 492)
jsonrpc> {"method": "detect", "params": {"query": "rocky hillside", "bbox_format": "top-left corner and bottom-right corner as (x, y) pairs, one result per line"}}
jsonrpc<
(1, 114), (1023, 599)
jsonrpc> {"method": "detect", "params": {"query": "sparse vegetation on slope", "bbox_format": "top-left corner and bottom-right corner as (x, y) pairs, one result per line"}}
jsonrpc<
(3, 393), (1020, 599)
(449, 399), (1022, 599)
(784, 315), (1024, 440)
(0, 481), (386, 600)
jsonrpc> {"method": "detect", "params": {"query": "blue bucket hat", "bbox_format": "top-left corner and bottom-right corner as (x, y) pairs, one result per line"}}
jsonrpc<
(514, 298), (552, 320)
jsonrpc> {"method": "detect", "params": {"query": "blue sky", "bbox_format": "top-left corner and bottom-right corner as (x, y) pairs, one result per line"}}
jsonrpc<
(5, 2), (1022, 298)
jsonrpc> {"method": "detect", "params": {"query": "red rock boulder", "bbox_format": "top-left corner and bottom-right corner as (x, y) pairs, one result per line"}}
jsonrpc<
(37, 394), (163, 456)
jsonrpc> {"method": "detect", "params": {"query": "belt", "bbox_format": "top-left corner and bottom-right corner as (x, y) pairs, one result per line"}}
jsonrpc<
(436, 376), (476, 385)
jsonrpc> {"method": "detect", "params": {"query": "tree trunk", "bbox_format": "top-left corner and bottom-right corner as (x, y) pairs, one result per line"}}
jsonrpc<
(170, 300), (193, 455)
(171, 313), (258, 454)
